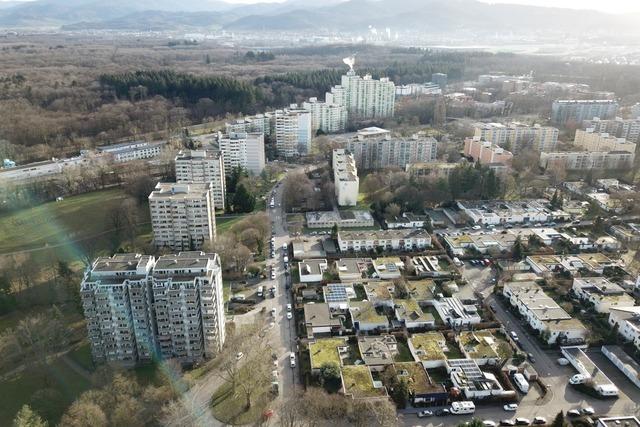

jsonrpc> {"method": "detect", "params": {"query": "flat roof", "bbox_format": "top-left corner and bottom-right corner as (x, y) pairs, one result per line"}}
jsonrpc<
(309, 337), (348, 369)
(357, 335), (397, 366)
(349, 301), (388, 324)
(304, 303), (342, 328)
(409, 332), (448, 361)
(342, 365), (387, 398)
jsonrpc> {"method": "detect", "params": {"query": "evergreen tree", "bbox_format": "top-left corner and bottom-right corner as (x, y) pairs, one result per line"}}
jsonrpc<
(551, 411), (567, 427)
(319, 362), (342, 393)
(390, 377), (410, 409)
(232, 184), (256, 213)
(512, 236), (524, 261)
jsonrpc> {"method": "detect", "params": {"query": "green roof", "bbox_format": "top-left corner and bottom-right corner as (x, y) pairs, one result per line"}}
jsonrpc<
(342, 365), (386, 398)
(350, 301), (388, 324)
(309, 338), (348, 370)
(409, 332), (448, 361)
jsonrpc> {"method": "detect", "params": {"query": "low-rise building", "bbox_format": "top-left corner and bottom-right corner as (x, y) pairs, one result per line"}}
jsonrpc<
(457, 199), (561, 225)
(372, 257), (403, 280)
(572, 277), (635, 313)
(444, 232), (518, 256)
(364, 282), (395, 308)
(409, 256), (446, 278)
(611, 223), (640, 243)
(323, 284), (356, 310)
(608, 306), (640, 350)
(408, 332), (450, 368)
(392, 362), (448, 406)
(349, 301), (389, 332)
(308, 337), (349, 373)
(303, 303), (344, 338)
(357, 335), (398, 371)
(337, 229), (431, 252)
(298, 259), (328, 283)
(394, 299), (435, 330)
(446, 358), (506, 399)
(385, 212), (429, 229)
(458, 330), (510, 366)
(306, 210), (374, 229)
(406, 280), (436, 304)
(526, 253), (618, 276)
(335, 258), (371, 282)
(503, 281), (587, 344)
(433, 297), (482, 327)
(341, 365), (388, 399)
(596, 417), (640, 427)
(98, 140), (167, 162)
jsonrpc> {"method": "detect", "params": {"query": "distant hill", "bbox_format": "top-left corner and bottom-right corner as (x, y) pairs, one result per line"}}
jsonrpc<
(0, 0), (637, 36)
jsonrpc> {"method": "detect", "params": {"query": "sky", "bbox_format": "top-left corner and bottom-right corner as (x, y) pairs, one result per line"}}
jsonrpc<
(1, 0), (639, 14)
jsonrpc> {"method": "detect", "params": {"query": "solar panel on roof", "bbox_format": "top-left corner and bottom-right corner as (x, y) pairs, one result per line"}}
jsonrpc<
(325, 284), (348, 302)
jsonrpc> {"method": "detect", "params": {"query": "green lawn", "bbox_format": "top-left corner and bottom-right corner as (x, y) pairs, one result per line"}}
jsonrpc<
(210, 365), (273, 425)
(216, 215), (247, 236)
(0, 188), (149, 254)
(0, 353), (93, 425)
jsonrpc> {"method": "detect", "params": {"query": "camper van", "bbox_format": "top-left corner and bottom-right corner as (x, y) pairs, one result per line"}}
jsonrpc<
(450, 401), (475, 415)
(513, 373), (529, 394)
(596, 384), (619, 397)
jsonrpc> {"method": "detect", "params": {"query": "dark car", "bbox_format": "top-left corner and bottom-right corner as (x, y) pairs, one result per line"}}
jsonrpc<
(527, 353), (536, 363)
(500, 420), (516, 426)
(435, 408), (451, 416)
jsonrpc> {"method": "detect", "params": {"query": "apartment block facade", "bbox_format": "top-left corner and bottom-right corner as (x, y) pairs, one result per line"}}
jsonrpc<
(326, 70), (395, 120)
(473, 122), (558, 153)
(225, 113), (274, 137)
(275, 107), (312, 157)
(574, 129), (637, 153)
(551, 100), (619, 125)
(333, 149), (359, 206)
(346, 128), (437, 170)
(583, 117), (640, 143)
(302, 97), (347, 134)
(81, 252), (225, 365)
(148, 183), (216, 251)
(175, 149), (226, 211)
(539, 151), (635, 171)
(217, 132), (266, 175)
(152, 252), (225, 362)
(463, 137), (513, 166)
(81, 254), (156, 365)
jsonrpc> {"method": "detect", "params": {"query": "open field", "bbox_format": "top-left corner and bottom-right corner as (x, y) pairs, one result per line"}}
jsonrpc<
(0, 188), (150, 255)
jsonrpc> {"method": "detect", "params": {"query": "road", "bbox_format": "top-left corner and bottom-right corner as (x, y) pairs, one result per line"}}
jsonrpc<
(180, 165), (301, 426)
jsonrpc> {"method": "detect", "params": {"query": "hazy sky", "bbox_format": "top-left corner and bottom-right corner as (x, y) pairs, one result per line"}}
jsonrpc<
(1, 0), (639, 14)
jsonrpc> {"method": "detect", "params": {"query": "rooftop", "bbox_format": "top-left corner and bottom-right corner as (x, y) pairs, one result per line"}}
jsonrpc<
(148, 182), (211, 201)
(304, 303), (342, 328)
(309, 338), (349, 370)
(342, 365), (387, 399)
(459, 331), (509, 360)
(409, 332), (448, 362)
(349, 301), (388, 325)
(406, 279), (436, 301)
(357, 335), (398, 366)
(394, 362), (446, 395)
(395, 299), (434, 324)
(338, 228), (430, 241)
(363, 281), (394, 301)
(298, 259), (328, 279)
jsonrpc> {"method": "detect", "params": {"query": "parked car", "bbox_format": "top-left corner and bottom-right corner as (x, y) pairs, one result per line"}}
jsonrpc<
(581, 407), (595, 415)
(510, 331), (519, 341)
(557, 358), (570, 366)
(271, 308), (277, 317)
(417, 410), (433, 418)
(567, 410), (581, 417)
(236, 352), (244, 360)
(289, 352), (296, 368)
(483, 421), (497, 427)
(287, 312), (292, 320)
(286, 304), (292, 312)
(570, 374), (587, 385)
(533, 417), (546, 425)
(500, 420), (516, 426)
(527, 353), (536, 363)
(515, 418), (530, 425)
(503, 404), (518, 411)
(435, 408), (450, 416)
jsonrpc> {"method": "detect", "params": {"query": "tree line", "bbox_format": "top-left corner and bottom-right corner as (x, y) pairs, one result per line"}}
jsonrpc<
(99, 70), (264, 115)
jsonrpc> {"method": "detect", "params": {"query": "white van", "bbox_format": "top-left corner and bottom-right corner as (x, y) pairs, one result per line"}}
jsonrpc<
(450, 401), (475, 415)
(513, 373), (529, 394)
(596, 384), (619, 396)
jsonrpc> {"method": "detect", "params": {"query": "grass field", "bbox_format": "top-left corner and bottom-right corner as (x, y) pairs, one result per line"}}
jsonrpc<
(0, 188), (150, 255)
(216, 215), (247, 236)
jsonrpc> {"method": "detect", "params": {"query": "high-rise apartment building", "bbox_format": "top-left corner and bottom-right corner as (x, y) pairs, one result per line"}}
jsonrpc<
(302, 97), (347, 134)
(152, 252), (225, 362)
(582, 117), (640, 144)
(326, 70), (395, 120)
(333, 149), (359, 206)
(539, 151), (635, 171)
(346, 127), (437, 170)
(275, 107), (312, 157)
(632, 103), (640, 119)
(217, 132), (266, 175)
(464, 137), (513, 166)
(175, 149), (226, 211)
(473, 122), (558, 153)
(225, 113), (274, 137)
(81, 254), (156, 365)
(574, 129), (636, 153)
(551, 100), (619, 125)
(148, 183), (216, 251)
(81, 252), (225, 366)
